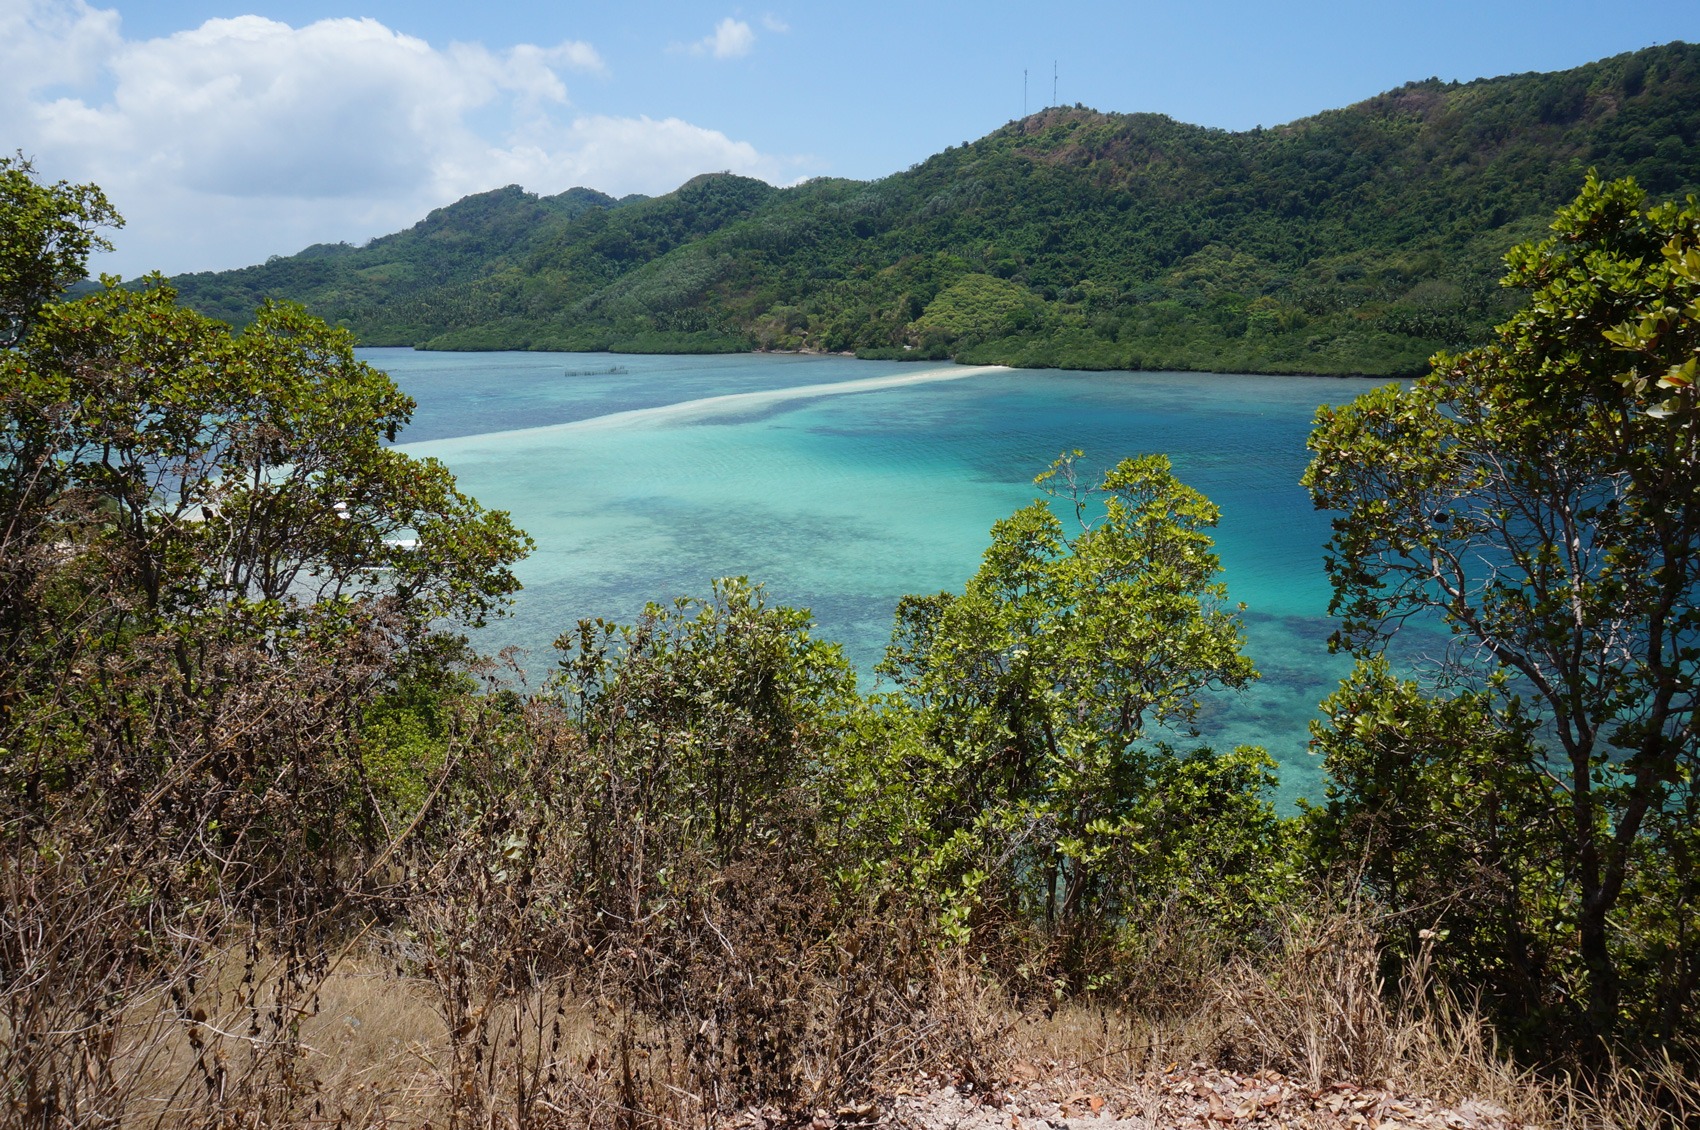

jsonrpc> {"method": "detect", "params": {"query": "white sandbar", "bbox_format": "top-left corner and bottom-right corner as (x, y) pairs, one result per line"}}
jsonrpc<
(397, 364), (1010, 455)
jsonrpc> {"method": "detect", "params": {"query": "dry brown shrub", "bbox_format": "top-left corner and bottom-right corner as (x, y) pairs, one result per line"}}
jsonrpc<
(1212, 901), (1396, 1086)
(0, 605), (401, 1128)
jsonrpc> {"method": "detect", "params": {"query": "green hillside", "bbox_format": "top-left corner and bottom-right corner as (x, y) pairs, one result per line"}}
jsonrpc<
(170, 43), (1700, 375)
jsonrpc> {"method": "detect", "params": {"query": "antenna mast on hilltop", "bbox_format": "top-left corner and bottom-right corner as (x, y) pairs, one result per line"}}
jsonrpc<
(1053, 61), (1058, 106)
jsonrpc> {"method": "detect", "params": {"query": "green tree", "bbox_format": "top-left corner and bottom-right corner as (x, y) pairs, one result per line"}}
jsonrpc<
(2, 166), (531, 851)
(555, 577), (857, 870)
(1304, 174), (1700, 1050)
(9, 282), (528, 634)
(0, 155), (121, 347)
(1, 276), (531, 778)
(874, 453), (1268, 947)
(1305, 661), (1558, 1033)
(909, 273), (1052, 351)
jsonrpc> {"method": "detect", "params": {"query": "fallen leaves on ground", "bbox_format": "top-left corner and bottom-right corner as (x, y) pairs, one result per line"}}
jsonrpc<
(733, 1064), (1526, 1130)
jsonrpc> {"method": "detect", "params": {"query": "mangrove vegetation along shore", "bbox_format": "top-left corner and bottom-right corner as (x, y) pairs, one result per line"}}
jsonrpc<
(164, 43), (1700, 377)
(7, 150), (1700, 1125)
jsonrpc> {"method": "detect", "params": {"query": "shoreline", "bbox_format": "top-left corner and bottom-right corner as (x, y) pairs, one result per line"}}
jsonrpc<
(368, 344), (1405, 382)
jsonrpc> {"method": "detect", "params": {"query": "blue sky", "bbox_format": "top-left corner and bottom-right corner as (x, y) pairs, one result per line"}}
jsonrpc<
(6, 0), (1698, 277)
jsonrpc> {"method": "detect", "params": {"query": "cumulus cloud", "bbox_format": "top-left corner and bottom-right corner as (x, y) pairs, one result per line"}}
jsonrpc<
(4, 2), (809, 276)
(488, 115), (802, 197)
(0, 0), (121, 98)
(760, 14), (790, 34)
(690, 17), (756, 59)
(32, 17), (534, 201)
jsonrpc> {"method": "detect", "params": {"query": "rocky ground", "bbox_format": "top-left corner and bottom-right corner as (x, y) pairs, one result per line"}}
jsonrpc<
(736, 1066), (1524, 1130)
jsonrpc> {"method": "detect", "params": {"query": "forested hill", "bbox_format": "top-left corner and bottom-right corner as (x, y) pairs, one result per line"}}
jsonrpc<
(170, 43), (1700, 376)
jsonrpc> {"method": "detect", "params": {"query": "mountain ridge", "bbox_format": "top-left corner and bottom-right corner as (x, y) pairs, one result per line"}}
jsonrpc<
(168, 42), (1700, 376)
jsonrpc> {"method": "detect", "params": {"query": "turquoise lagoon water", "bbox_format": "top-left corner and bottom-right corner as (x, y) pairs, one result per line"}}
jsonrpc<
(376, 348), (1391, 803)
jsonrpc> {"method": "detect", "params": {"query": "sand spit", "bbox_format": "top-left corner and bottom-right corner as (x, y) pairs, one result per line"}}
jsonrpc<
(397, 364), (1012, 455)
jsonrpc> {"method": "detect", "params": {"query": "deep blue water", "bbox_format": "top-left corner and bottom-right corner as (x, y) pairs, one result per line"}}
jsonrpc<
(375, 348), (1393, 803)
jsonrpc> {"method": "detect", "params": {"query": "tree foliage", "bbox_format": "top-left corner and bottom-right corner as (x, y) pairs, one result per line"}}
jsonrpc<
(555, 577), (857, 870)
(2, 163), (531, 915)
(0, 155), (120, 347)
(9, 282), (527, 634)
(861, 454), (1284, 971)
(1304, 173), (1700, 1051)
(1305, 661), (1559, 1039)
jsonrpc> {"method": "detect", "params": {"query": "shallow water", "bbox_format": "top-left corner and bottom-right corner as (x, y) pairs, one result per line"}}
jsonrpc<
(377, 348), (1393, 803)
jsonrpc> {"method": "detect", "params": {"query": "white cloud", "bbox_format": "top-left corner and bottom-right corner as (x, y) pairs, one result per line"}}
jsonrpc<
(489, 114), (805, 198)
(690, 17), (756, 60)
(0, 0), (121, 99)
(760, 14), (790, 34)
(3, 3), (809, 277)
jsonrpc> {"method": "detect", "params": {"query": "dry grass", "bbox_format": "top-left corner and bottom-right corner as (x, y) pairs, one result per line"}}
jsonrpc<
(961, 905), (1700, 1130)
(66, 948), (438, 1127)
(60, 946), (591, 1128)
(30, 908), (1691, 1130)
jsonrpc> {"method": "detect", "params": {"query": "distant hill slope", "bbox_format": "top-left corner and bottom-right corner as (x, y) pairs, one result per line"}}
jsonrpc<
(170, 43), (1700, 376)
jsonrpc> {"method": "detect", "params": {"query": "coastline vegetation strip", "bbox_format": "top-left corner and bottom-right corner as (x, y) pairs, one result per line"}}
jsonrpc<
(394, 363), (1011, 454)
